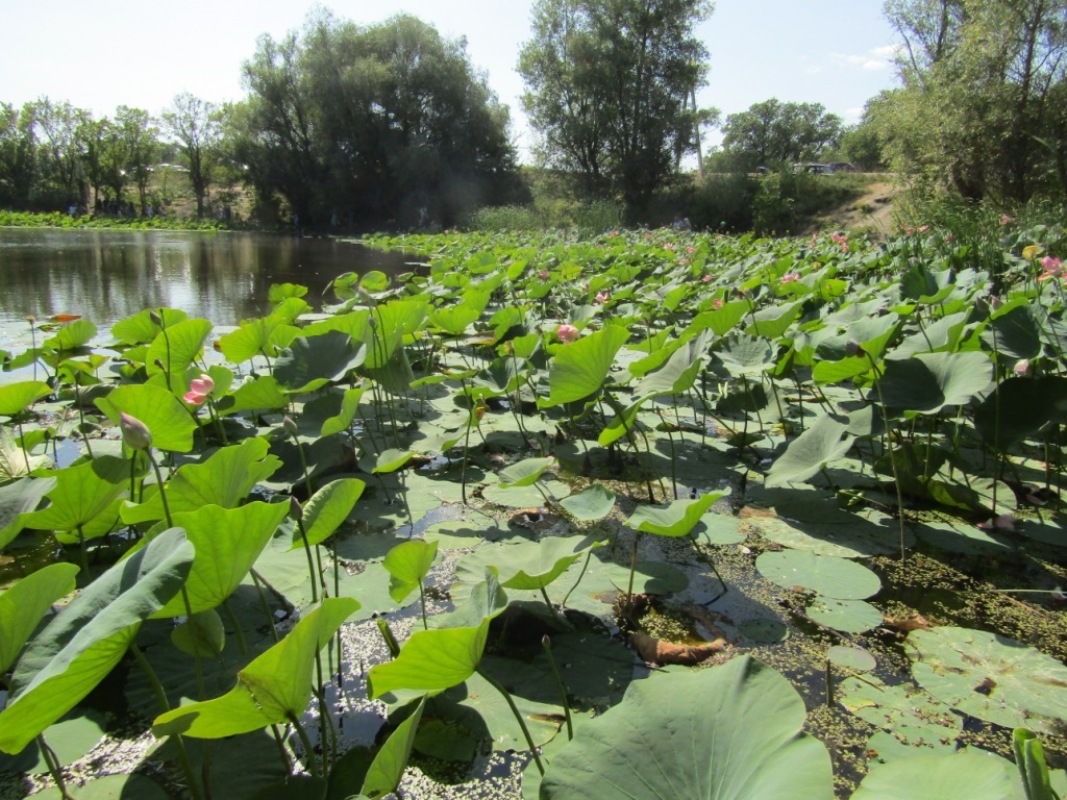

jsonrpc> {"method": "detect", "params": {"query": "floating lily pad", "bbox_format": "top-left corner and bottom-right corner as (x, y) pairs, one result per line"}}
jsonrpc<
(914, 520), (1013, 555)
(756, 550), (881, 600)
(809, 599), (883, 634)
(851, 751), (1017, 800)
(839, 675), (962, 751)
(907, 626), (1067, 734)
(827, 645), (876, 672)
(739, 618), (790, 643)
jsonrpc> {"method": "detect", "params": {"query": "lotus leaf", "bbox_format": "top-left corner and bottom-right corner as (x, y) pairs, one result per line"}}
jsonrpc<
(145, 318), (212, 381)
(0, 562), (79, 674)
(384, 539), (439, 603)
(851, 752), (1018, 800)
(95, 383), (198, 452)
(0, 381), (51, 417)
(756, 550), (880, 599)
(626, 491), (726, 537)
(542, 325), (630, 407)
(273, 330), (365, 392)
(539, 655), (834, 799)
(765, 413), (855, 487)
(875, 352), (992, 415)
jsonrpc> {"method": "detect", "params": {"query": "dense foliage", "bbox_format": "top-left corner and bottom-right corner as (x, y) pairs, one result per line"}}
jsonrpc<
(719, 98), (844, 171)
(1, 224), (1066, 798)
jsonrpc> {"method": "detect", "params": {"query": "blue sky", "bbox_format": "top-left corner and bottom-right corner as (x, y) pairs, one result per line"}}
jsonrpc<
(4, 0), (900, 159)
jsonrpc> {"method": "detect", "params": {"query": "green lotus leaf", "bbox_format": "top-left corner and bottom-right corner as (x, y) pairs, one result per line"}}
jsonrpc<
(635, 329), (712, 396)
(367, 620), (489, 699)
(268, 282), (308, 303)
(558, 484), (616, 522)
(216, 375), (288, 415)
(145, 318), (212, 381)
(20, 455), (129, 534)
(364, 298), (429, 370)
(712, 334), (775, 377)
(497, 456), (555, 488)
(274, 330), (366, 392)
(876, 352), (993, 415)
(827, 645), (876, 672)
(217, 316), (300, 364)
(765, 413), (855, 487)
(982, 303), (1044, 361)
(171, 609), (226, 659)
(491, 534), (596, 590)
(542, 325), (630, 407)
(151, 501), (289, 617)
(384, 540), (439, 603)
(361, 696), (426, 799)
(626, 491), (726, 537)
(320, 387), (366, 437)
(851, 752), (1017, 800)
(756, 550), (880, 599)
(43, 319), (96, 352)
(809, 599), (883, 634)
(295, 478), (365, 548)
(0, 476), (56, 551)
(0, 562), (79, 674)
(0, 528), (194, 755)
(0, 381), (51, 417)
(152, 597), (359, 739)
(598, 396), (649, 447)
(95, 383), (198, 452)
(974, 376), (1067, 451)
(121, 437), (281, 524)
(110, 308), (188, 346)
(371, 449), (415, 474)
(539, 655), (834, 800)
(429, 301), (483, 336)
(907, 626), (1067, 734)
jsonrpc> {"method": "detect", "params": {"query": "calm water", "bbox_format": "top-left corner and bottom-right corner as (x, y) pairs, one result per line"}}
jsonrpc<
(0, 228), (411, 340)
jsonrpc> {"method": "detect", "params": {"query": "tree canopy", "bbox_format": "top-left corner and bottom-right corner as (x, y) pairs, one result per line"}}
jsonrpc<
(519, 0), (713, 216)
(721, 99), (843, 170)
(234, 11), (524, 228)
(875, 0), (1067, 202)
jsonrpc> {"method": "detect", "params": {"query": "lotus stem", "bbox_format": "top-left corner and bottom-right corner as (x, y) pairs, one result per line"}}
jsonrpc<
(376, 618), (401, 658)
(221, 598), (248, 656)
(287, 711), (322, 778)
(476, 666), (545, 776)
(37, 734), (75, 800)
(541, 636), (573, 741)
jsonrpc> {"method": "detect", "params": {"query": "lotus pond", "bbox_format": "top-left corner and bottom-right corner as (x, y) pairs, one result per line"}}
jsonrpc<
(0, 225), (1066, 800)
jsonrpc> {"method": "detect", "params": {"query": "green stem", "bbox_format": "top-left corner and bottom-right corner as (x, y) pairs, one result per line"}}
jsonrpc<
(295, 517), (319, 604)
(222, 598), (248, 656)
(37, 735), (75, 800)
(287, 711), (321, 778)
(541, 636), (574, 741)
(476, 666), (545, 776)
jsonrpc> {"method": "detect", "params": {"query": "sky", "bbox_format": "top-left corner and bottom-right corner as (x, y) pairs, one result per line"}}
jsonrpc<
(3, 0), (901, 159)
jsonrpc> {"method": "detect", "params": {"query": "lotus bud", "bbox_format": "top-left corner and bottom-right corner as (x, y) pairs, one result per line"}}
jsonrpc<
(289, 495), (303, 519)
(845, 339), (865, 358)
(282, 415), (299, 437)
(150, 310), (163, 326)
(1013, 359), (1030, 377)
(153, 358), (166, 371)
(119, 412), (153, 451)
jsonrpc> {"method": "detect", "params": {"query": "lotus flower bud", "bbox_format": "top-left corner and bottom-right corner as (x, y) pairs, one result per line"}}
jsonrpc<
(845, 339), (866, 358)
(282, 415), (299, 437)
(150, 310), (163, 326)
(119, 412), (152, 451)
(289, 495), (303, 519)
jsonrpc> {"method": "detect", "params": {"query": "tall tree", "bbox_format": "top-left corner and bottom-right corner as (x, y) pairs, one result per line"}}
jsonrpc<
(877, 0), (1067, 201)
(721, 99), (843, 170)
(0, 103), (37, 208)
(162, 93), (222, 218)
(236, 11), (522, 228)
(519, 0), (712, 215)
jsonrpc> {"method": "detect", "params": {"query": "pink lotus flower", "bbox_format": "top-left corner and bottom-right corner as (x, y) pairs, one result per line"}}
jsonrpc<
(1013, 358), (1030, 376)
(538, 270), (550, 280)
(712, 298), (724, 309)
(556, 323), (580, 343)
(1000, 214), (1014, 226)
(183, 373), (215, 405)
(702, 274), (712, 283)
(594, 291), (610, 304)
(780, 272), (801, 284)
(1038, 256), (1063, 281)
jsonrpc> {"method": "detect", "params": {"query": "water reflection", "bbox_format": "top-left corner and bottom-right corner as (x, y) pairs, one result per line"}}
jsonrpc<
(0, 228), (409, 330)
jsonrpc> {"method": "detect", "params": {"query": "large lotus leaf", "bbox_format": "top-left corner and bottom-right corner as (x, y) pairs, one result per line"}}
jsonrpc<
(0, 476), (56, 551)
(982, 304), (1044, 361)
(0, 528), (194, 755)
(491, 535), (597, 590)
(293, 478), (365, 549)
(429, 300), (483, 336)
(273, 330), (366, 392)
(360, 696), (426, 799)
(151, 501), (289, 617)
(558, 484), (616, 522)
(497, 456), (555, 488)
(109, 308), (186, 346)
(215, 375), (288, 415)
(906, 626), (1067, 733)
(121, 437), (281, 525)
(152, 596), (359, 739)
(43, 319), (96, 352)
(626, 492), (725, 537)
(851, 752), (1017, 800)
(145, 318), (212, 381)
(20, 455), (129, 533)
(875, 352), (992, 415)
(320, 387), (366, 437)
(542, 325), (631, 407)
(384, 539), (439, 603)
(0, 562), (79, 674)
(363, 298), (428, 370)
(974, 376), (1067, 451)
(636, 329), (712, 396)
(598, 395), (649, 447)
(756, 550), (880, 599)
(889, 312), (968, 359)
(539, 655), (834, 800)
(743, 302), (802, 339)
(765, 414), (855, 487)
(838, 675), (961, 750)
(367, 620), (489, 699)
(217, 316), (300, 364)
(95, 383), (198, 452)
(0, 380), (51, 417)
(712, 335), (775, 377)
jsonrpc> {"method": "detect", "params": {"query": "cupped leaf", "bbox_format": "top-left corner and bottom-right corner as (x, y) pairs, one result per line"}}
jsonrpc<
(0, 562), (79, 674)
(876, 352), (993, 415)
(0, 528), (194, 754)
(274, 330), (366, 392)
(0, 381), (51, 417)
(542, 325), (630, 407)
(765, 413), (855, 487)
(626, 491), (727, 537)
(539, 655), (834, 800)
(0, 476), (56, 551)
(217, 316), (300, 364)
(151, 501), (289, 617)
(152, 597), (359, 739)
(756, 550), (880, 599)
(20, 455), (129, 534)
(558, 484), (616, 522)
(43, 319), (96, 352)
(492, 534), (596, 590)
(360, 696), (426, 799)
(367, 620), (489, 699)
(294, 478), (366, 548)
(145, 318), (212, 382)
(95, 383), (198, 452)
(384, 540), (439, 603)
(497, 457), (555, 489)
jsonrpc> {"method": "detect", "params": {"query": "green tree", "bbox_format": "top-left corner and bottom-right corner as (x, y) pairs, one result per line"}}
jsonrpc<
(0, 103), (37, 208)
(31, 98), (91, 209)
(162, 93), (222, 218)
(877, 0), (1067, 202)
(519, 0), (712, 216)
(721, 99), (843, 171)
(236, 11), (522, 228)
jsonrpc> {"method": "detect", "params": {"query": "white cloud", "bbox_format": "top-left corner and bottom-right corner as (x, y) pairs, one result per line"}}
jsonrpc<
(829, 45), (899, 72)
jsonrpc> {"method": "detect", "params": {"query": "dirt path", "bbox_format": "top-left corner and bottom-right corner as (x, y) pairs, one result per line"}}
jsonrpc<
(808, 177), (900, 237)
